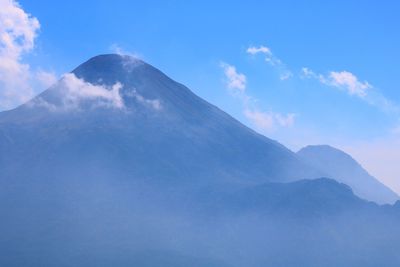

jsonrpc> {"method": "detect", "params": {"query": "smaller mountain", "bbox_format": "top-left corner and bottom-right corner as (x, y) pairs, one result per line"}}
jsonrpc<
(297, 145), (399, 204)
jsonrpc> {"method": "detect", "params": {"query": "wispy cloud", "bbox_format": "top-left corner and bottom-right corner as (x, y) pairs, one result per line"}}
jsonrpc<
(221, 62), (295, 132)
(125, 89), (162, 111)
(247, 45), (292, 81)
(110, 44), (145, 73)
(220, 62), (247, 92)
(247, 46), (271, 56)
(301, 67), (399, 114)
(0, 0), (57, 110)
(36, 70), (57, 88)
(244, 109), (296, 132)
(279, 72), (293, 81)
(302, 68), (370, 98)
(110, 43), (142, 58)
(329, 71), (371, 97)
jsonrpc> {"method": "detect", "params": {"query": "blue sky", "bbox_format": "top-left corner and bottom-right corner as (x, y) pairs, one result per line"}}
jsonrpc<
(2, 0), (400, 193)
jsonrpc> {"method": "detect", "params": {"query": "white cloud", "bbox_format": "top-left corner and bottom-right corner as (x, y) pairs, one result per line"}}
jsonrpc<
(244, 109), (296, 133)
(247, 45), (292, 80)
(0, 0), (56, 110)
(301, 67), (330, 86)
(36, 70), (57, 88)
(125, 89), (162, 111)
(329, 71), (371, 97)
(109, 43), (142, 58)
(221, 62), (296, 132)
(109, 44), (145, 73)
(59, 73), (124, 109)
(275, 113), (296, 127)
(110, 43), (126, 55)
(301, 67), (400, 114)
(302, 67), (371, 98)
(279, 71), (293, 81)
(30, 73), (125, 111)
(301, 67), (317, 78)
(247, 45), (277, 65)
(246, 46), (271, 56)
(32, 73), (162, 112)
(0, 0), (39, 53)
(244, 109), (274, 131)
(0, 0), (40, 109)
(220, 62), (247, 92)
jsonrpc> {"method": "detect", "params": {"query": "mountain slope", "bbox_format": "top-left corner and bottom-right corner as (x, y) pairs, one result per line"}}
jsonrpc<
(297, 145), (399, 204)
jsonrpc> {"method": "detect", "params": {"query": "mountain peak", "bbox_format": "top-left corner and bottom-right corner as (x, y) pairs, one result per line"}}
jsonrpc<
(298, 145), (358, 168)
(74, 54), (145, 74)
(84, 53), (143, 62)
(72, 54), (148, 86)
(15, 53), (203, 116)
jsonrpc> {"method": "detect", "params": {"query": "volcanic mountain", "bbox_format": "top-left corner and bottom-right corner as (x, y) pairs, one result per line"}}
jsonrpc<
(0, 54), (321, 187)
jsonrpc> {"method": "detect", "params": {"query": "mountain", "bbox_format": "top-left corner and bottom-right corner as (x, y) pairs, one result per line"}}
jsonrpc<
(297, 145), (399, 204)
(1, 54), (400, 266)
(0, 54), (320, 187)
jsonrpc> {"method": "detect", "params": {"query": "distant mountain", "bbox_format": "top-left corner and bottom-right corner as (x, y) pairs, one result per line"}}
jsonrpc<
(1, 54), (400, 266)
(297, 145), (399, 204)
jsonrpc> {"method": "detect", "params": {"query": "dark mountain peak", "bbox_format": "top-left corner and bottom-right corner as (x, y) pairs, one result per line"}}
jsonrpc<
(77, 53), (144, 66)
(72, 54), (146, 84)
(70, 53), (179, 92)
(8, 53), (207, 119)
(80, 53), (144, 64)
